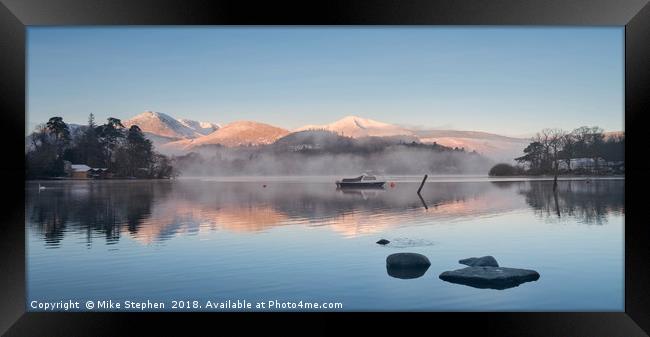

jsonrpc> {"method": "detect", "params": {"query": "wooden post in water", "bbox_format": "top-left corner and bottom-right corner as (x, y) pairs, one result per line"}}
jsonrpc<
(417, 174), (428, 195)
(418, 192), (429, 210)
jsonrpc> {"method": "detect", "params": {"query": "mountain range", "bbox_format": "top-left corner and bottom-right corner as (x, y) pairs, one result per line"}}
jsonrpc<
(165, 121), (290, 150)
(295, 115), (413, 138)
(117, 111), (532, 161)
(123, 111), (220, 139)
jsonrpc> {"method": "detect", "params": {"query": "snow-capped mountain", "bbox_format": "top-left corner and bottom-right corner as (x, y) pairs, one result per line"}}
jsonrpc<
(30, 110), (624, 163)
(123, 111), (211, 139)
(413, 129), (531, 162)
(292, 116), (533, 162)
(294, 115), (413, 138)
(117, 112), (529, 161)
(163, 121), (289, 151)
(177, 119), (221, 135)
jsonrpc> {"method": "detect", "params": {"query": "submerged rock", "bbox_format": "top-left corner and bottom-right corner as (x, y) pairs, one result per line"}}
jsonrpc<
(386, 253), (431, 280)
(439, 266), (540, 290)
(376, 239), (390, 245)
(388, 238), (435, 248)
(459, 256), (499, 267)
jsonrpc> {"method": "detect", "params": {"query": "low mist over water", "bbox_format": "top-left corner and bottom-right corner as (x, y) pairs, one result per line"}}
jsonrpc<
(174, 143), (493, 177)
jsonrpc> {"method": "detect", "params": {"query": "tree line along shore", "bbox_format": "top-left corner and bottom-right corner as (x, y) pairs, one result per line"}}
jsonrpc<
(489, 126), (624, 177)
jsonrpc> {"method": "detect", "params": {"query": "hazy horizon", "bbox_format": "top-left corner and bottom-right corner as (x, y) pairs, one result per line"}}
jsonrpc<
(28, 27), (624, 137)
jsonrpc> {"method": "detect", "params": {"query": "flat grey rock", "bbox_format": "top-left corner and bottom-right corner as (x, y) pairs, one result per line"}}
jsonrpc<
(386, 253), (431, 279)
(439, 266), (540, 290)
(459, 256), (499, 267)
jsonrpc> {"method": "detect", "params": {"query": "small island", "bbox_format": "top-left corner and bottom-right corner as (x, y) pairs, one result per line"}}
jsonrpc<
(25, 115), (176, 180)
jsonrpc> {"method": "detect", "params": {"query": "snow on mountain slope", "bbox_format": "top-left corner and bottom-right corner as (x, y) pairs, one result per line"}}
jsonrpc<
(163, 121), (289, 150)
(293, 116), (531, 161)
(295, 115), (413, 138)
(413, 129), (526, 142)
(123, 111), (203, 139)
(142, 132), (184, 151)
(177, 119), (221, 135)
(604, 131), (624, 139)
(419, 136), (529, 163)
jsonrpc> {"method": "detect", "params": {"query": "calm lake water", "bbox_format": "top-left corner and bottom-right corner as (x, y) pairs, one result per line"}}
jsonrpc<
(26, 176), (624, 311)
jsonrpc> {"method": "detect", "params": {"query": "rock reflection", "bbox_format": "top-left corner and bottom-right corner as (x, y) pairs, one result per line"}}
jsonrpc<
(387, 265), (430, 279)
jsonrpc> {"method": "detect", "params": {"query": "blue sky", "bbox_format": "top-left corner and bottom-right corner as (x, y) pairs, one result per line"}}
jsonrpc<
(27, 27), (624, 136)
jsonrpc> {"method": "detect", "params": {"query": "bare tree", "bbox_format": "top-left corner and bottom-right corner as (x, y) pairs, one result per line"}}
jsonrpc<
(572, 126), (605, 173)
(531, 132), (551, 172)
(560, 132), (576, 172)
(539, 128), (567, 190)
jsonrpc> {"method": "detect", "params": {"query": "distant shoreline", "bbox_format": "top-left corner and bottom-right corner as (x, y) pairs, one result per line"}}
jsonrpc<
(25, 174), (624, 184)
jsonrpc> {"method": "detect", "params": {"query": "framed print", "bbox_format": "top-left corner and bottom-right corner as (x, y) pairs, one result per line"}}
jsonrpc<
(1, 0), (649, 335)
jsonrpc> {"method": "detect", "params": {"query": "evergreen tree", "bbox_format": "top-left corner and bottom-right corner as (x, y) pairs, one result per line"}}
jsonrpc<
(95, 117), (125, 170)
(125, 125), (153, 176)
(45, 116), (70, 158)
(76, 113), (104, 167)
(26, 123), (65, 177)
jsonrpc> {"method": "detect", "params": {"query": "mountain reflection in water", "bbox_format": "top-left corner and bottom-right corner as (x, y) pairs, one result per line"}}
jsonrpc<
(26, 178), (624, 247)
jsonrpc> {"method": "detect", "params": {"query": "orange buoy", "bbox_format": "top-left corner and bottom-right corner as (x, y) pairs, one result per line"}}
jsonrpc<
(389, 182), (396, 188)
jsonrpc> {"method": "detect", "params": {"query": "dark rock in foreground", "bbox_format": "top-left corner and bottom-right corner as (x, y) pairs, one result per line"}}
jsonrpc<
(386, 253), (431, 279)
(386, 253), (431, 268)
(459, 256), (499, 267)
(439, 266), (540, 290)
(376, 239), (390, 245)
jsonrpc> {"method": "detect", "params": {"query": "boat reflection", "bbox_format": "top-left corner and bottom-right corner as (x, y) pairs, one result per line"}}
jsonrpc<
(336, 188), (385, 200)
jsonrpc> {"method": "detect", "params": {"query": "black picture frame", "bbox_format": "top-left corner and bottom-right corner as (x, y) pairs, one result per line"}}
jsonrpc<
(1, 0), (649, 335)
